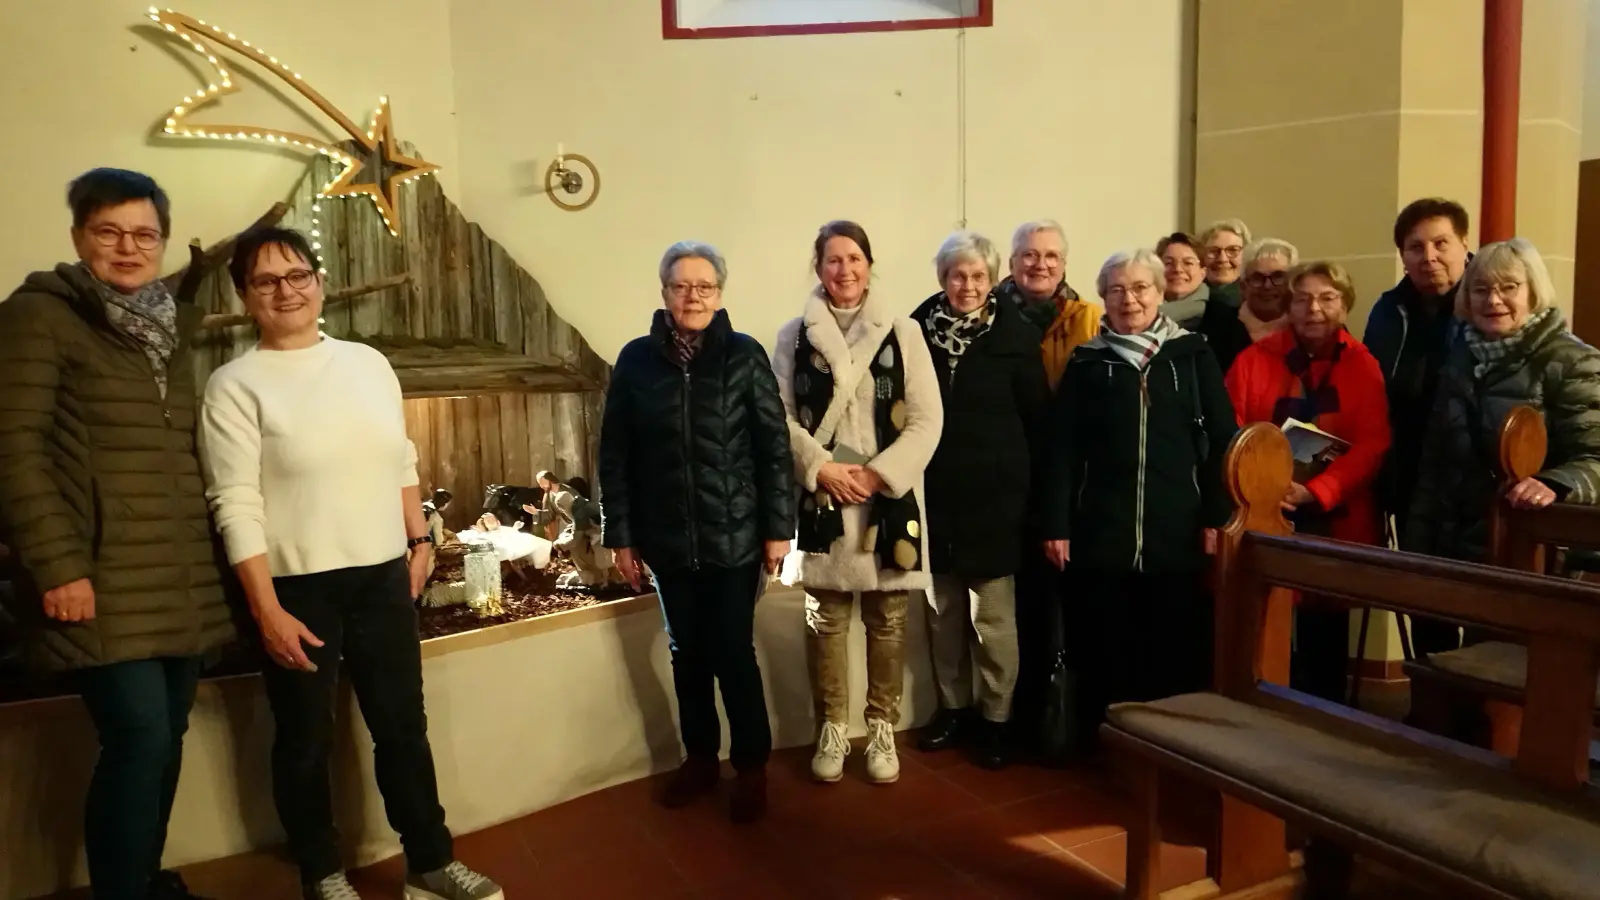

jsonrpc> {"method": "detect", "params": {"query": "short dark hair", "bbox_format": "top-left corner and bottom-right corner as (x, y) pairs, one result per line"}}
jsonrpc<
(812, 220), (874, 270)
(1156, 232), (1197, 257)
(67, 168), (172, 237)
(230, 227), (322, 292)
(1392, 198), (1469, 250)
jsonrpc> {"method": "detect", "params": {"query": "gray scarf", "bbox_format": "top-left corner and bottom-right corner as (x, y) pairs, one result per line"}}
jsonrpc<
(1162, 282), (1210, 330)
(1093, 314), (1187, 371)
(79, 262), (179, 398)
(1464, 306), (1559, 380)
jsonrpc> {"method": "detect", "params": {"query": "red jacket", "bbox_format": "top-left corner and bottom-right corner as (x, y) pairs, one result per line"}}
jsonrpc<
(1225, 328), (1391, 546)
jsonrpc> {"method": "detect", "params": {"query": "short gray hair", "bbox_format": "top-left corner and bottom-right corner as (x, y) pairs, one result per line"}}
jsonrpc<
(1096, 248), (1167, 298)
(1456, 237), (1558, 318)
(935, 231), (1001, 284)
(1200, 218), (1252, 247)
(658, 240), (728, 288)
(1243, 238), (1299, 272)
(1010, 219), (1069, 257)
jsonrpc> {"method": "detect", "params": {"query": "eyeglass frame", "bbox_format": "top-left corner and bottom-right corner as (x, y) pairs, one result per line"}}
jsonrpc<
(665, 282), (721, 299)
(85, 224), (166, 252)
(1103, 281), (1157, 301)
(246, 268), (318, 296)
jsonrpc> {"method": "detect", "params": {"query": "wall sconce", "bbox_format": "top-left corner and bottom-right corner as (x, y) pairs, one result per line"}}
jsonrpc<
(545, 142), (600, 212)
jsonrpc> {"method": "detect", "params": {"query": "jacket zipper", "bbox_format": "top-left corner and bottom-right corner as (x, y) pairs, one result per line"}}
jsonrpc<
(1390, 304), (1409, 381)
(681, 368), (700, 569)
(1134, 369), (1149, 572)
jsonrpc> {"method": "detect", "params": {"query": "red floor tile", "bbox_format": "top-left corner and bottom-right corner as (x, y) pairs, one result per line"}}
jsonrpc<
(905, 806), (1061, 878)
(964, 850), (1123, 900)
(998, 787), (1129, 851)
(1065, 832), (1209, 892)
(934, 757), (1094, 807)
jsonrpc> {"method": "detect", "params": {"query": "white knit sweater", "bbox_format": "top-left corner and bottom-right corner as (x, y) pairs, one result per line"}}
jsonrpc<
(199, 336), (419, 577)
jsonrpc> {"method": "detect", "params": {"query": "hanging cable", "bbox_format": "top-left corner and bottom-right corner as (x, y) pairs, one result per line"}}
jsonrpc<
(955, 25), (968, 229)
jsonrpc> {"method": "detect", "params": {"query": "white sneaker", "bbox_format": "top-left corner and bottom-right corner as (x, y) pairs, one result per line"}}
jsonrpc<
(811, 720), (850, 782)
(865, 718), (900, 784)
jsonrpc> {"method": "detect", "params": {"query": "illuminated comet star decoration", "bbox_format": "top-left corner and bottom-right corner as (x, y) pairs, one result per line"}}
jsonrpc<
(146, 7), (440, 236)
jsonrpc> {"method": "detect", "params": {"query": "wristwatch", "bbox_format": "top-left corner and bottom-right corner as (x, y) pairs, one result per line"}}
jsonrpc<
(407, 534), (435, 550)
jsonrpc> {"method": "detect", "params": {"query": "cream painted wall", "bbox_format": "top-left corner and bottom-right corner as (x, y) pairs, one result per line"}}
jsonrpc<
(0, 0), (459, 288)
(0, 590), (938, 899)
(1584, 0), (1600, 159)
(449, 0), (1193, 361)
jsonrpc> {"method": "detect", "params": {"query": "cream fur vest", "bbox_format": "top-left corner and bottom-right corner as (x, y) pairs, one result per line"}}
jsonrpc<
(772, 290), (944, 593)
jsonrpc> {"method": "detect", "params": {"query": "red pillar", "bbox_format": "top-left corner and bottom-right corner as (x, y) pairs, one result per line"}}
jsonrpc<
(1481, 0), (1524, 243)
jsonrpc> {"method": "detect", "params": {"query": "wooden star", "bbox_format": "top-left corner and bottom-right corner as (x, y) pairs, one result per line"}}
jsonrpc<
(321, 98), (440, 236)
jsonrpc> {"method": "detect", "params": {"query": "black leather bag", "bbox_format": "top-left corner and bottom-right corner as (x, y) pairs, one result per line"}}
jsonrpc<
(1036, 590), (1087, 766)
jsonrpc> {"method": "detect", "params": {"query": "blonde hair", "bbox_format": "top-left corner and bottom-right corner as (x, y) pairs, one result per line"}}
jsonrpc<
(1200, 218), (1252, 247)
(1096, 249), (1166, 298)
(1455, 237), (1556, 319)
(1288, 261), (1357, 312)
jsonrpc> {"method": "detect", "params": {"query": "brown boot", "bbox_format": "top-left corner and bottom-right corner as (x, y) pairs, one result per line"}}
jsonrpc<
(660, 755), (721, 809)
(729, 768), (768, 824)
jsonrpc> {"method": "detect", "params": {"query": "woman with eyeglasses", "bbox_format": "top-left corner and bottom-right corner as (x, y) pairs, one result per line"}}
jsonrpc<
(598, 240), (795, 823)
(1405, 238), (1600, 567)
(1157, 232), (1209, 329)
(1199, 238), (1298, 374)
(199, 228), (502, 900)
(1199, 218), (1251, 307)
(1039, 249), (1237, 749)
(0, 168), (235, 900)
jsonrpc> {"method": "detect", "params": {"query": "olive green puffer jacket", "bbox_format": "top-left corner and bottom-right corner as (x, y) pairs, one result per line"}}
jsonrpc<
(0, 264), (234, 671)
(1403, 309), (1600, 564)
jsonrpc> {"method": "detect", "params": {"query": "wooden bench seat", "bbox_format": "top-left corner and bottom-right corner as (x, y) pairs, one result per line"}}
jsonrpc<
(1424, 642), (1600, 709)
(1105, 422), (1600, 899)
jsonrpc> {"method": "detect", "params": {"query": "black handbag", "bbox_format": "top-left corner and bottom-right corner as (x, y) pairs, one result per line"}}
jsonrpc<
(1036, 589), (1087, 766)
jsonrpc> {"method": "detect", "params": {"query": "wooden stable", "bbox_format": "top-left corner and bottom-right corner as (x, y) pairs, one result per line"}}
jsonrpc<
(184, 150), (608, 532)
(1105, 423), (1600, 900)
(1404, 407), (1600, 759)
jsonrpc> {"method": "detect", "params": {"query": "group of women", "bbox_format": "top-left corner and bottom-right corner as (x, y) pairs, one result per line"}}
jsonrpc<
(600, 207), (1600, 827)
(0, 169), (501, 900)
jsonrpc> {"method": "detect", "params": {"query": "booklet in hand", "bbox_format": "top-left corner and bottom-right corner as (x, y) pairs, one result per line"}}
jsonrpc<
(831, 443), (870, 466)
(1280, 417), (1350, 483)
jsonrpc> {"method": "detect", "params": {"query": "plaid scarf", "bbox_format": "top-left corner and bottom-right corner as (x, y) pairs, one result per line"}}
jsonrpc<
(923, 294), (995, 371)
(666, 320), (705, 369)
(79, 262), (179, 398)
(1464, 307), (1558, 379)
(1095, 313), (1185, 371)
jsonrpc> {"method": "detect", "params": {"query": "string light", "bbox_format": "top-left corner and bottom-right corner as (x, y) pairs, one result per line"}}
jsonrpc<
(146, 8), (439, 237)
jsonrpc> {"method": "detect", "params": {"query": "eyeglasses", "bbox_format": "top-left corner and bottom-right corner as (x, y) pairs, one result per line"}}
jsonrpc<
(1104, 282), (1155, 301)
(1205, 245), (1244, 260)
(1469, 280), (1525, 301)
(667, 282), (720, 299)
(247, 268), (316, 296)
(87, 224), (164, 251)
(1017, 251), (1062, 266)
(1166, 257), (1203, 270)
(1246, 271), (1288, 288)
(1292, 292), (1344, 308)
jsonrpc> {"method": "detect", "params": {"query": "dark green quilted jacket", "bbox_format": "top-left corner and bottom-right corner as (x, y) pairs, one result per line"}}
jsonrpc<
(1403, 310), (1600, 564)
(0, 264), (234, 671)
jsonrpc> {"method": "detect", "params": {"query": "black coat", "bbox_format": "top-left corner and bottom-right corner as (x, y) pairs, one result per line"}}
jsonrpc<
(1196, 300), (1252, 375)
(913, 294), (1050, 577)
(1041, 332), (1238, 574)
(598, 310), (796, 573)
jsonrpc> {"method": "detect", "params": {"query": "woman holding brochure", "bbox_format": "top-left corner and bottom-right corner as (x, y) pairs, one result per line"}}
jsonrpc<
(1224, 260), (1391, 704)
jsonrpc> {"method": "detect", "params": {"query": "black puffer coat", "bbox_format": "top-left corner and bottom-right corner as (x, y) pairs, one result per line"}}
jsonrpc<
(598, 310), (796, 573)
(913, 293), (1049, 577)
(1403, 310), (1600, 563)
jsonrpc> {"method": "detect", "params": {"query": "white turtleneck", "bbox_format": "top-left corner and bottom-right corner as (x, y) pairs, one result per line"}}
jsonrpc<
(829, 301), (863, 335)
(199, 336), (419, 577)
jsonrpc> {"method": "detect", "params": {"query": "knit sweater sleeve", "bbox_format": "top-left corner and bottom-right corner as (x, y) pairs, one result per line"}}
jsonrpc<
(199, 372), (270, 566)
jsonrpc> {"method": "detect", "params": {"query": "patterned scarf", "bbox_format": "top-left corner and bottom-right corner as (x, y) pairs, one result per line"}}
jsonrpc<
(1464, 307), (1558, 380)
(1095, 314), (1186, 371)
(923, 294), (995, 371)
(666, 318), (706, 370)
(79, 262), (179, 398)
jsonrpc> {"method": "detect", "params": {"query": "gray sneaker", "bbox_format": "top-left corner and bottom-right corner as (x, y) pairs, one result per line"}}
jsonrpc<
(302, 873), (362, 900)
(404, 862), (503, 900)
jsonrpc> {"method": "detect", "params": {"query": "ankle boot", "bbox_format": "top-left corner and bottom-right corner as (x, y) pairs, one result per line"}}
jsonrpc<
(972, 718), (1011, 770)
(729, 768), (768, 824)
(660, 755), (721, 808)
(916, 706), (971, 752)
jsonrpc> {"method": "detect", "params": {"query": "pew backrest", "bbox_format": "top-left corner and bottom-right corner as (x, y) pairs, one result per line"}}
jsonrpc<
(1491, 405), (1600, 574)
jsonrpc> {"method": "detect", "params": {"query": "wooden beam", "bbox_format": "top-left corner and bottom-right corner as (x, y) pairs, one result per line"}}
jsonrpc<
(199, 272), (414, 329)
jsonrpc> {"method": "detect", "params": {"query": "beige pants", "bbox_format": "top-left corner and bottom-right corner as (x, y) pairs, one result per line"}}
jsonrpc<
(805, 589), (909, 726)
(927, 574), (1019, 722)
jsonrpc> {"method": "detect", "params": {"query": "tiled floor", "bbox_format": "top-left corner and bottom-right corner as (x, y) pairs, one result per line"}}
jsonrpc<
(50, 734), (1209, 900)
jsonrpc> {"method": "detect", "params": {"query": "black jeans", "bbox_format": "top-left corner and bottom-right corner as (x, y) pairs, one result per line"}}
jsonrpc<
(1292, 607), (1351, 704)
(1009, 553), (1059, 742)
(654, 564), (771, 772)
(78, 655), (204, 900)
(262, 558), (452, 882)
(1074, 568), (1214, 739)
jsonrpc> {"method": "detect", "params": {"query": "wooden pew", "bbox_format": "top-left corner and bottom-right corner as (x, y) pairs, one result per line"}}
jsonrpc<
(1105, 422), (1600, 900)
(1404, 406), (1600, 757)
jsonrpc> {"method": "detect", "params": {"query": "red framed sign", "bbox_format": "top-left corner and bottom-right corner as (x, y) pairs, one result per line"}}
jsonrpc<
(661, 0), (993, 40)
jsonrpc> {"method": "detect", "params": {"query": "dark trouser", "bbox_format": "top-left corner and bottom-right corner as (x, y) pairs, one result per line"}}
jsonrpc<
(654, 564), (771, 772)
(78, 655), (204, 900)
(1009, 553), (1059, 744)
(1291, 606), (1350, 704)
(262, 558), (452, 883)
(1074, 568), (1213, 740)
